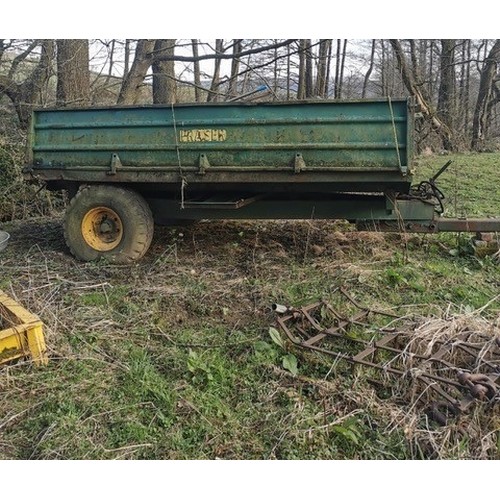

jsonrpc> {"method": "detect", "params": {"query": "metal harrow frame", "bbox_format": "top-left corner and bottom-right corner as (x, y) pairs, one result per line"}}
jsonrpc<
(274, 288), (500, 425)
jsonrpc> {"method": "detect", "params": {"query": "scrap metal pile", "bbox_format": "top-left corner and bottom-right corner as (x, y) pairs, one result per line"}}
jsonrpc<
(273, 288), (500, 425)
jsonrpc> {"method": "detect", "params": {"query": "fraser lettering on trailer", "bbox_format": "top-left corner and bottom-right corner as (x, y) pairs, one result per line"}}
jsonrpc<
(179, 129), (227, 142)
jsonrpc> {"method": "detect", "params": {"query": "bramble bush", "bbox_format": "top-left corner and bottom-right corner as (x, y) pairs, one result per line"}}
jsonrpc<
(0, 135), (64, 222)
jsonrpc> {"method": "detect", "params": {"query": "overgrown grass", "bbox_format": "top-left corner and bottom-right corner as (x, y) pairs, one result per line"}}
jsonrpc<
(0, 152), (499, 459)
(414, 152), (500, 217)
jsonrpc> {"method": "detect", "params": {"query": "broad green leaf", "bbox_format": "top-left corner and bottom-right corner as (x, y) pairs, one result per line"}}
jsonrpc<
(187, 356), (197, 373)
(254, 340), (273, 352)
(268, 327), (285, 349)
(332, 424), (360, 445)
(187, 349), (198, 372)
(282, 353), (298, 376)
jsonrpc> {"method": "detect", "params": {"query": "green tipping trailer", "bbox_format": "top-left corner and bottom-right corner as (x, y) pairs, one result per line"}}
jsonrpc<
(24, 98), (500, 262)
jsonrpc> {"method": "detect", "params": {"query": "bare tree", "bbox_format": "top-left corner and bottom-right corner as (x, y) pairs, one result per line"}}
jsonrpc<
(437, 40), (456, 150)
(56, 39), (90, 107)
(305, 39), (314, 98)
(104, 39), (117, 87)
(152, 39), (177, 104)
(117, 39), (155, 105)
(191, 39), (202, 102)
(315, 39), (332, 97)
(0, 39), (55, 128)
(124, 39), (131, 77)
(472, 39), (500, 150)
(338, 39), (348, 98)
(390, 39), (453, 149)
(226, 39), (242, 98)
(456, 39), (472, 142)
(297, 40), (307, 99)
(362, 40), (376, 98)
(273, 39), (279, 96)
(332, 39), (348, 98)
(207, 39), (224, 102)
(286, 42), (291, 100)
(297, 39), (313, 99)
(408, 39), (421, 85)
(334, 39), (341, 98)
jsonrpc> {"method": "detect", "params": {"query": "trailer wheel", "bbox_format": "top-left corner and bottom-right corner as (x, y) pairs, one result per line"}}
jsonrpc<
(64, 185), (154, 262)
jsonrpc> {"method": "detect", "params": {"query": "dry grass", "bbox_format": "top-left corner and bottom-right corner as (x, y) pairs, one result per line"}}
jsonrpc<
(381, 307), (500, 459)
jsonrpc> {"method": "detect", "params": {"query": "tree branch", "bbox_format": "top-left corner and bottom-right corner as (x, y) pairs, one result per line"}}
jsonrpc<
(389, 39), (453, 144)
(154, 39), (297, 62)
(8, 39), (38, 80)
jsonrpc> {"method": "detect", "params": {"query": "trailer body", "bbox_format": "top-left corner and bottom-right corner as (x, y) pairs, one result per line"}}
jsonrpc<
(27, 98), (412, 195)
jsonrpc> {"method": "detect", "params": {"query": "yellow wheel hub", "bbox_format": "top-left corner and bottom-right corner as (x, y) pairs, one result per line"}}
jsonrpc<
(81, 206), (123, 251)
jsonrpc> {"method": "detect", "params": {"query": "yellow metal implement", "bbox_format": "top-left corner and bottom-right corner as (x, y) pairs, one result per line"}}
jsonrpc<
(0, 290), (48, 366)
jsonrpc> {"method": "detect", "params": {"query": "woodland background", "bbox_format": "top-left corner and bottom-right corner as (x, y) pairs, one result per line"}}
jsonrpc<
(0, 39), (499, 153)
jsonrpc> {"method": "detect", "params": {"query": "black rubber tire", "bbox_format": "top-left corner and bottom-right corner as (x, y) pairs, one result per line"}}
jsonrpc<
(64, 185), (154, 263)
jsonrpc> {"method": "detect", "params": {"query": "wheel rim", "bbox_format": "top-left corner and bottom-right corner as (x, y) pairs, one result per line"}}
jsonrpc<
(81, 206), (123, 251)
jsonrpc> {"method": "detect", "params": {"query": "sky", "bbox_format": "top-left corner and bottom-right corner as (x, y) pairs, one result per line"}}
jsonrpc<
(6, 2), (499, 39)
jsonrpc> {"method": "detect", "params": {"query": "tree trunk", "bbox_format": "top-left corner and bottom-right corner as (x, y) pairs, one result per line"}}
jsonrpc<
(409, 39), (418, 81)
(315, 39), (331, 97)
(418, 39), (427, 82)
(389, 39), (453, 148)
(334, 39), (341, 98)
(286, 42), (291, 100)
(191, 39), (202, 102)
(437, 40), (456, 150)
(297, 39), (307, 99)
(428, 40), (435, 100)
(207, 39), (224, 102)
(152, 39), (177, 104)
(56, 39), (90, 107)
(338, 40), (347, 99)
(362, 39), (376, 98)
(124, 39), (131, 77)
(296, 39), (313, 98)
(274, 40), (278, 96)
(305, 39), (313, 98)
(471, 39), (500, 150)
(117, 39), (155, 105)
(464, 39), (471, 137)
(458, 40), (472, 140)
(105, 39), (116, 87)
(325, 41), (333, 97)
(379, 40), (386, 96)
(227, 39), (242, 98)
